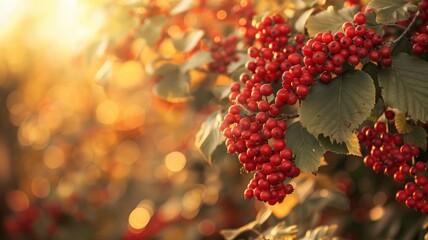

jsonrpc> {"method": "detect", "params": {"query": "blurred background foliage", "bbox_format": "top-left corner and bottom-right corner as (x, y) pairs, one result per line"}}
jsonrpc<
(0, 0), (427, 239)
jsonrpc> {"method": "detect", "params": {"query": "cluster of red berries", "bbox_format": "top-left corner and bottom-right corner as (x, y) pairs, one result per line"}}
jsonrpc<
(229, 14), (306, 108)
(220, 105), (300, 205)
(208, 35), (240, 73)
(232, 0), (257, 46)
(357, 110), (428, 213)
(411, 30), (428, 54)
(300, 12), (391, 84)
(398, 0), (428, 54)
(221, 14), (306, 204)
(416, 0), (428, 34)
(399, 0), (428, 34)
(411, 24), (428, 55)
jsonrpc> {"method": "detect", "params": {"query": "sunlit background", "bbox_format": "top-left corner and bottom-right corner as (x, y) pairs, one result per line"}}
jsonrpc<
(0, 0), (425, 239)
(0, 0), (259, 239)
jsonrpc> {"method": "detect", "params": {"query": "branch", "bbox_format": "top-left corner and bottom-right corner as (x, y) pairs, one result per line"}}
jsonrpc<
(388, 9), (420, 47)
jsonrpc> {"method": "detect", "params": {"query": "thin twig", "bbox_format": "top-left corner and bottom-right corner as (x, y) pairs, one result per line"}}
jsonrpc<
(251, 228), (267, 240)
(277, 113), (300, 120)
(388, 9), (421, 48)
(194, 67), (210, 73)
(237, 103), (256, 115)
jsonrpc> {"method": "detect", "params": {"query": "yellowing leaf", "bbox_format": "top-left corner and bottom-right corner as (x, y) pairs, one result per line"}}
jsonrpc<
(268, 192), (299, 218)
(395, 111), (414, 134)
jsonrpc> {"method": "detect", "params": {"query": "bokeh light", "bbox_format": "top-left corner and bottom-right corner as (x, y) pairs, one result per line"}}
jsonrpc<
(128, 207), (151, 230)
(164, 151), (187, 172)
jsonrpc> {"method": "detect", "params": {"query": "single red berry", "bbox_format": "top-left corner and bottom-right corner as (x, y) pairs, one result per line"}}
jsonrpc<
(353, 12), (366, 25)
(328, 41), (341, 53)
(396, 190), (408, 202)
(417, 33), (428, 47)
(381, 57), (392, 67)
(259, 190), (271, 201)
(369, 49), (380, 62)
(260, 84), (273, 96)
(244, 189), (254, 199)
(288, 53), (302, 65)
(284, 184), (294, 194)
(296, 85), (309, 97)
(405, 182), (417, 194)
(320, 71), (332, 83)
(355, 25), (366, 36)
(322, 32), (333, 44)
(342, 22), (353, 31)
(380, 46), (391, 58)
(348, 55), (360, 66)
(412, 43), (425, 55)
(312, 51), (326, 64)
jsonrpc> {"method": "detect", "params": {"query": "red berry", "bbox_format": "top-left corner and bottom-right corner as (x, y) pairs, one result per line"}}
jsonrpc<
(296, 85), (309, 97)
(380, 46), (391, 58)
(396, 190), (408, 202)
(417, 33), (428, 47)
(322, 32), (333, 43)
(353, 12), (366, 25)
(320, 71), (332, 83)
(288, 53), (302, 65)
(369, 49), (380, 62)
(348, 55), (360, 66)
(312, 51), (326, 64)
(342, 22), (353, 31)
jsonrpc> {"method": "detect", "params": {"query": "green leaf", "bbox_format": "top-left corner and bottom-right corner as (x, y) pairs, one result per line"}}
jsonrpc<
(180, 50), (213, 73)
(256, 208), (272, 225)
(318, 135), (348, 154)
(299, 70), (376, 143)
(227, 53), (250, 73)
(285, 122), (325, 173)
(365, 11), (383, 34)
(378, 53), (428, 122)
(220, 220), (258, 240)
(139, 15), (167, 46)
(172, 29), (204, 52)
(195, 110), (225, 164)
(391, 37), (413, 56)
(306, 6), (359, 37)
(295, 8), (315, 33)
(344, 134), (362, 156)
(153, 63), (191, 102)
(366, 0), (418, 24)
(395, 111), (414, 134)
(403, 126), (427, 151)
(212, 85), (231, 101)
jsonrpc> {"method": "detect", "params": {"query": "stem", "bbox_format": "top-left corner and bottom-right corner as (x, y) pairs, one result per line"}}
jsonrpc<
(237, 103), (256, 115)
(194, 67), (209, 73)
(251, 229), (266, 240)
(278, 113), (300, 120)
(389, 9), (420, 48)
